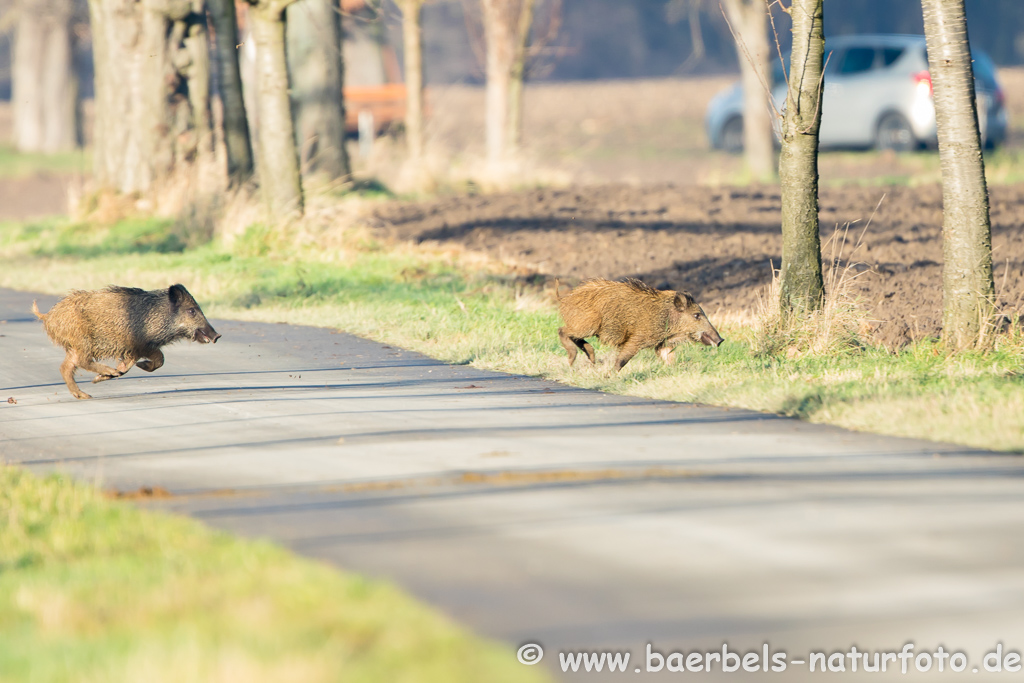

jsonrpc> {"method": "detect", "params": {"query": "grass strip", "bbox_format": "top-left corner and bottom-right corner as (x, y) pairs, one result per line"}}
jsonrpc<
(0, 465), (547, 683)
(2, 214), (1023, 452)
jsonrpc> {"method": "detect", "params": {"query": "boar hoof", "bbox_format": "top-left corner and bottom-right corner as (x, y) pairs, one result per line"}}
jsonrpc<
(73, 390), (93, 399)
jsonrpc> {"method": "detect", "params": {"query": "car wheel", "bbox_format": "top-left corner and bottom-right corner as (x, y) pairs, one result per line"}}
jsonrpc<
(875, 113), (916, 152)
(721, 116), (743, 154)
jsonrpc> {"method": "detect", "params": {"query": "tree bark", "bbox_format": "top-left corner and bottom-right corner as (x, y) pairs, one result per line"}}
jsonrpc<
(401, 0), (425, 161)
(721, 0), (774, 181)
(506, 0), (534, 153)
(249, 2), (304, 215)
(12, 0), (78, 153)
(208, 0), (255, 183)
(88, 0), (150, 192)
(481, 0), (512, 171)
(778, 0), (824, 315)
(921, 0), (994, 348)
(184, 5), (214, 160)
(480, 0), (535, 172)
(286, 0), (350, 181)
(88, 0), (216, 194)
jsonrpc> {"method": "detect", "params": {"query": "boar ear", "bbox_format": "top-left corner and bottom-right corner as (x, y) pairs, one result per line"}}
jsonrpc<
(168, 284), (188, 307)
(673, 292), (694, 311)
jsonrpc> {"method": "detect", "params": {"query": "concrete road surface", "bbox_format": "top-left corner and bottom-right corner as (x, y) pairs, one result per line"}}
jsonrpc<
(2, 287), (1024, 680)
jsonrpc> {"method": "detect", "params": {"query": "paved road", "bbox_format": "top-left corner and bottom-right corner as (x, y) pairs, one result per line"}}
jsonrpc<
(3, 287), (1024, 680)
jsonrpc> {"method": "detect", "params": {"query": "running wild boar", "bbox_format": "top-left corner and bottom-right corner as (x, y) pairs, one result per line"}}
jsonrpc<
(33, 284), (220, 399)
(558, 278), (722, 371)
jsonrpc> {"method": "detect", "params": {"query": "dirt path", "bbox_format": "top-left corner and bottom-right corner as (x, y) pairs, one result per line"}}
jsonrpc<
(372, 183), (1024, 346)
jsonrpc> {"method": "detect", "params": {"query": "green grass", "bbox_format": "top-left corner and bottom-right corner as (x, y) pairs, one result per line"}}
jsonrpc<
(3, 213), (1023, 452)
(0, 466), (547, 683)
(0, 145), (90, 178)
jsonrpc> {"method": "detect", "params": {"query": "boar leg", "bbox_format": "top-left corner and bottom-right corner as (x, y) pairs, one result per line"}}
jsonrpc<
(614, 342), (642, 372)
(657, 345), (676, 364)
(580, 340), (596, 363)
(60, 350), (93, 400)
(137, 349), (165, 372)
(559, 328), (596, 366)
(78, 358), (120, 385)
(92, 358), (136, 384)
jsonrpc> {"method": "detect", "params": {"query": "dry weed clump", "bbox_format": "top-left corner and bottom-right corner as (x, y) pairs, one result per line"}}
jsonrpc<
(753, 226), (872, 358)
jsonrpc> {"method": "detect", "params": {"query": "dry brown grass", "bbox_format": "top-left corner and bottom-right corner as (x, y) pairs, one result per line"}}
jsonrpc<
(753, 225), (872, 358)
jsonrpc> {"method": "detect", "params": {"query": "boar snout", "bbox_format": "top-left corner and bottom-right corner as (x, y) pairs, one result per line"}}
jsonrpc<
(195, 325), (221, 344)
(700, 330), (723, 347)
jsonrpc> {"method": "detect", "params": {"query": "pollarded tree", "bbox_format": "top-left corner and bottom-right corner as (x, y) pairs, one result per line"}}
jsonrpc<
(778, 0), (824, 315)
(88, 0), (215, 194)
(920, 0), (994, 348)
(721, 0), (774, 181)
(246, 0), (304, 216)
(11, 0), (79, 153)
(286, 0), (350, 182)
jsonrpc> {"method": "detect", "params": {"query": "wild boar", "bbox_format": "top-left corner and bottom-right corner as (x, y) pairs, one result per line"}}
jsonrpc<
(33, 284), (220, 399)
(557, 278), (722, 371)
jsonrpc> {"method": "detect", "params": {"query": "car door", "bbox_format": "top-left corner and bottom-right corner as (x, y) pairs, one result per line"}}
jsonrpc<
(820, 46), (878, 147)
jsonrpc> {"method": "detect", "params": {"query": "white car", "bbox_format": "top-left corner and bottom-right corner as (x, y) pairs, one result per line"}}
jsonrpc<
(705, 34), (1007, 152)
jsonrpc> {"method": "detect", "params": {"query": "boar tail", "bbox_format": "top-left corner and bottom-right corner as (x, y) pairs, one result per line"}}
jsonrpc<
(553, 278), (563, 300)
(31, 300), (44, 320)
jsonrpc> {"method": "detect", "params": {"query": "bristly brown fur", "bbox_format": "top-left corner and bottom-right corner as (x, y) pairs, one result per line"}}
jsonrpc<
(35, 284), (221, 400)
(557, 277), (722, 371)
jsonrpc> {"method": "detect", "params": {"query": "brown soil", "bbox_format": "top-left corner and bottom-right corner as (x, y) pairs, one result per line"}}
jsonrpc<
(371, 183), (1024, 347)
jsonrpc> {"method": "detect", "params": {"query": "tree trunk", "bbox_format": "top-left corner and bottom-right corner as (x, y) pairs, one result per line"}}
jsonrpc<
(208, 0), (254, 183)
(778, 0), (824, 315)
(88, 0), (215, 195)
(480, 0), (535, 172)
(688, 0), (705, 63)
(286, 0), (350, 181)
(506, 0), (534, 153)
(481, 0), (513, 171)
(721, 0), (773, 181)
(401, 0), (425, 161)
(250, 3), (304, 215)
(88, 0), (151, 192)
(12, 0), (78, 153)
(184, 6), (214, 161)
(921, 0), (994, 348)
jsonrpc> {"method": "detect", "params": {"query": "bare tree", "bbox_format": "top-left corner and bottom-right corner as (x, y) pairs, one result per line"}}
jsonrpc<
(11, 0), (78, 153)
(286, 0), (350, 181)
(666, 0), (706, 71)
(921, 0), (994, 348)
(88, 0), (214, 194)
(479, 0), (535, 172)
(504, 0), (533, 152)
(400, 0), (425, 161)
(247, 0), (304, 216)
(721, 0), (774, 180)
(208, 0), (254, 183)
(778, 0), (824, 315)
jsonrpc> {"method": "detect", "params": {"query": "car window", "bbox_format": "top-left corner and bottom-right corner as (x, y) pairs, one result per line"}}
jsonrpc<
(882, 48), (904, 67)
(838, 47), (876, 75)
